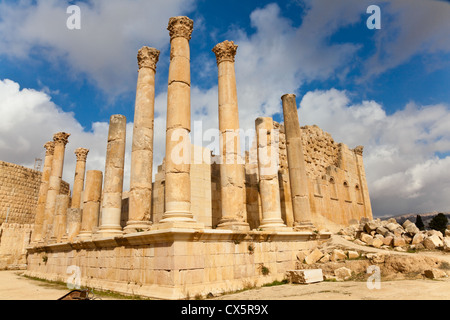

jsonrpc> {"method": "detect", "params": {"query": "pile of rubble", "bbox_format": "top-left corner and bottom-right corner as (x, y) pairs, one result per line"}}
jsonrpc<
(339, 218), (450, 252)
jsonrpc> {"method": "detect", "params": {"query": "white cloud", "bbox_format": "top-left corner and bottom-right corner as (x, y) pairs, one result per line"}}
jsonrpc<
(0, 0), (196, 97)
(362, 0), (450, 79)
(0, 79), (133, 192)
(299, 88), (450, 216)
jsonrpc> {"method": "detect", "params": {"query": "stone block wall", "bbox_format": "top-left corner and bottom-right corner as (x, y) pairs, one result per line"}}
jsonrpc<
(25, 229), (329, 299)
(0, 223), (33, 270)
(0, 161), (42, 225)
(0, 161), (70, 270)
(0, 161), (70, 225)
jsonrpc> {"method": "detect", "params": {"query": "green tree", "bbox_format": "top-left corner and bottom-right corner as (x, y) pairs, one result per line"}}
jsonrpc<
(428, 213), (448, 234)
(415, 215), (425, 231)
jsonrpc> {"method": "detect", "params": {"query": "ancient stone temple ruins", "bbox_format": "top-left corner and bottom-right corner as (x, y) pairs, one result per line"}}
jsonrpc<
(0, 16), (372, 299)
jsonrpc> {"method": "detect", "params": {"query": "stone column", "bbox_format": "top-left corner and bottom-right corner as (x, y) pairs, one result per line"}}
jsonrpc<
(49, 194), (70, 244)
(98, 115), (126, 237)
(157, 16), (202, 229)
(255, 117), (288, 231)
(125, 47), (160, 234)
(41, 132), (70, 243)
(31, 141), (55, 244)
(71, 148), (89, 209)
(281, 94), (314, 230)
(66, 208), (82, 242)
(213, 40), (249, 231)
(78, 170), (103, 240)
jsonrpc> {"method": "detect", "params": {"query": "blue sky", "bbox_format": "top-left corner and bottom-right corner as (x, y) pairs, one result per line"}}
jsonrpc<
(1, 0), (450, 217)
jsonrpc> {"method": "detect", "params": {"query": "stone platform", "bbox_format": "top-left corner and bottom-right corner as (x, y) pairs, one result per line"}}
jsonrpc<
(26, 229), (330, 299)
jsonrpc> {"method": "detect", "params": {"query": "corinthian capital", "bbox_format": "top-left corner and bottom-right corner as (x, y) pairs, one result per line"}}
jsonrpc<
(138, 47), (160, 71)
(44, 141), (55, 156)
(168, 16), (194, 41)
(53, 132), (71, 146)
(354, 146), (364, 156)
(212, 40), (238, 65)
(75, 148), (90, 162)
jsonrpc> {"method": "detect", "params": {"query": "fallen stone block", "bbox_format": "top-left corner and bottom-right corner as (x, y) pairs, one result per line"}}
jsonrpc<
(360, 233), (374, 245)
(393, 236), (406, 247)
(405, 223), (420, 235)
(383, 235), (393, 246)
(296, 250), (310, 263)
(319, 253), (330, 263)
(347, 251), (359, 259)
(305, 248), (324, 265)
(330, 249), (347, 261)
(423, 235), (443, 249)
(334, 267), (352, 281)
(386, 222), (401, 232)
(372, 238), (383, 248)
(427, 230), (444, 239)
(364, 220), (380, 233)
(287, 269), (324, 284)
(443, 237), (450, 252)
(376, 226), (390, 237)
(402, 219), (413, 229)
(412, 233), (425, 245)
(424, 269), (447, 279)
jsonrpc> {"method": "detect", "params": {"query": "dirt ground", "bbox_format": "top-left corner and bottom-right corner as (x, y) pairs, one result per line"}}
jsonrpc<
(1, 269), (449, 300)
(212, 278), (450, 300)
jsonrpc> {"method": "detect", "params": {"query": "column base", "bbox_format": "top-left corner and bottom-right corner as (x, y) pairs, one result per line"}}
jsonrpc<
(258, 221), (291, 232)
(124, 221), (153, 234)
(96, 226), (123, 238)
(61, 234), (68, 243)
(293, 221), (316, 232)
(76, 231), (93, 241)
(216, 220), (250, 231)
(152, 221), (204, 230)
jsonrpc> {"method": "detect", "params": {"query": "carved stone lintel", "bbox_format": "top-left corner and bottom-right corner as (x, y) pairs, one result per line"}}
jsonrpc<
(44, 141), (55, 156)
(168, 16), (194, 41)
(354, 146), (364, 156)
(137, 47), (160, 71)
(53, 132), (71, 146)
(212, 40), (238, 65)
(75, 148), (90, 162)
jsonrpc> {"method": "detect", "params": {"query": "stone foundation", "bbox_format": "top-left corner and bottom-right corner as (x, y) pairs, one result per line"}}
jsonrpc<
(25, 229), (330, 299)
(0, 223), (33, 270)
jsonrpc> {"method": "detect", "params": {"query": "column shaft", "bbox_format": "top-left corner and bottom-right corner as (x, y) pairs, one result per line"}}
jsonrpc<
(255, 117), (287, 230)
(49, 194), (70, 244)
(41, 132), (70, 243)
(213, 40), (249, 231)
(126, 47), (160, 233)
(157, 16), (202, 229)
(72, 148), (89, 209)
(98, 115), (126, 237)
(78, 170), (103, 240)
(31, 141), (54, 244)
(281, 94), (314, 230)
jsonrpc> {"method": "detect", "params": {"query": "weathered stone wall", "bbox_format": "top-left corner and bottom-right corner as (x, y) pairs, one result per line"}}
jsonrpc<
(0, 161), (70, 270)
(0, 161), (70, 225)
(150, 120), (372, 231)
(0, 223), (33, 270)
(26, 230), (328, 299)
(301, 125), (340, 179)
(244, 123), (372, 231)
